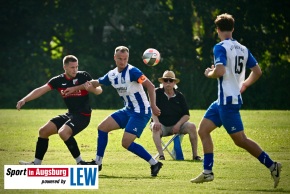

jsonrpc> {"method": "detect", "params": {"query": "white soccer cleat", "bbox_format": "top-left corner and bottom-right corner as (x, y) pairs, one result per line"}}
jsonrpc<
(271, 162), (282, 188)
(19, 160), (34, 165)
(190, 172), (214, 183)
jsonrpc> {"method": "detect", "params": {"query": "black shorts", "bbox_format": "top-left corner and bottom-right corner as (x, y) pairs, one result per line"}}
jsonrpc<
(50, 113), (91, 136)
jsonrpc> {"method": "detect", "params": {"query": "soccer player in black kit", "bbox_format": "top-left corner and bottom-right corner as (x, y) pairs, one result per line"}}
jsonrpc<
(16, 55), (102, 165)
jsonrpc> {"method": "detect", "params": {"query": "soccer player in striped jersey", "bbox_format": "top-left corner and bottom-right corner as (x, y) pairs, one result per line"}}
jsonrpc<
(64, 46), (163, 176)
(190, 13), (281, 188)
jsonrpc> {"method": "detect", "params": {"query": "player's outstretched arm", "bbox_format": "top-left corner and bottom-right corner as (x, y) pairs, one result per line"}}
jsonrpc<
(64, 79), (100, 96)
(16, 85), (51, 110)
(64, 84), (84, 95)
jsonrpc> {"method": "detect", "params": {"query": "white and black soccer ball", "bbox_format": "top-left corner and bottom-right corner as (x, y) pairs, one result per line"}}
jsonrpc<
(142, 48), (161, 66)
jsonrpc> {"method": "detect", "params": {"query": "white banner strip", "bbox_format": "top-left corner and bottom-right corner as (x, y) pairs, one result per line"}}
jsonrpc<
(4, 165), (99, 189)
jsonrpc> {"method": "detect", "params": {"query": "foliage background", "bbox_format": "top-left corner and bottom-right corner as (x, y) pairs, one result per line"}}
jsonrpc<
(1, 0), (289, 109)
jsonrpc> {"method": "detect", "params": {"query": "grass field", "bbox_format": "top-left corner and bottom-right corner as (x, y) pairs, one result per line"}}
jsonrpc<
(0, 109), (289, 194)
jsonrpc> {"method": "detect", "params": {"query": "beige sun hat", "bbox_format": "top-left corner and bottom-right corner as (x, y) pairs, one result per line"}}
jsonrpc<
(158, 70), (180, 83)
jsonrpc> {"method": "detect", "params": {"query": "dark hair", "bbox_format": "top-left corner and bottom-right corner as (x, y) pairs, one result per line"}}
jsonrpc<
(63, 55), (78, 65)
(215, 13), (235, 31)
(114, 46), (129, 54)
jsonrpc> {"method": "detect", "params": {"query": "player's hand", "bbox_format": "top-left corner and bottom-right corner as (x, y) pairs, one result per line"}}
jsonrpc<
(240, 84), (247, 93)
(204, 65), (214, 77)
(16, 99), (25, 110)
(63, 87), (76, 95)
(84, 81), (94, 92)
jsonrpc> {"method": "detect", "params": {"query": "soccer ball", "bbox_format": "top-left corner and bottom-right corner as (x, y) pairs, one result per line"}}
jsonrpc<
(142, 48), (161, 66)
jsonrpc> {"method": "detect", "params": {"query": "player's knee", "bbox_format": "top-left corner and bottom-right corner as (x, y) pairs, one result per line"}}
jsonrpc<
(58, 130), (66, 141)
(58, 128), (72, 141)
(97, 123), (103, 130)
(231, 131), (248, 148)
(233, 138), (247, 148)
(38, 127), (45, 137)
(197, 127), (207, 138)
(39, 127), (52, 138)
(98, 122), (108, 131)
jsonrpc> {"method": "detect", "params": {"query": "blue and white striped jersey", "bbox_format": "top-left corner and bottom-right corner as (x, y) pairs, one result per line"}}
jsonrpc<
(214, 39), (257, 105)
(98, 64), (150, 114)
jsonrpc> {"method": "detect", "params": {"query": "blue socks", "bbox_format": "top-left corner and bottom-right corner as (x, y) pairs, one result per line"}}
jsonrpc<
(258, 151), (274, 168)
(96, 130), (152, 163)
(202, 151), (274, 172)
(127, 142), (152, 162)
(97, 130), (108, 157)
(204, 153), (214, 171)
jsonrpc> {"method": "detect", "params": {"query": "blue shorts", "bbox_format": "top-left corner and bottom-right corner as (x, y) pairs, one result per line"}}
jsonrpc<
(111, 107), (151, 138)
(204, 101), (244, 134)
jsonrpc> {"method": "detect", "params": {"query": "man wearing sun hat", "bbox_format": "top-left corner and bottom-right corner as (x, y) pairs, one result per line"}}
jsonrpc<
(150, 70), (202, 161)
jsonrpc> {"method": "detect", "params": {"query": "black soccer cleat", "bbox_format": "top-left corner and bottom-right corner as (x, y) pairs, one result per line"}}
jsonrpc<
(151, 161), (163, 177)
(77, 160), (89, 165)
(87, 159), (102, 171)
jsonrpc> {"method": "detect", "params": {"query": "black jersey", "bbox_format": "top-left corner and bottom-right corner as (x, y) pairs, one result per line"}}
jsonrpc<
(47, 71), (93, 115)
(156, 88), (190, 126)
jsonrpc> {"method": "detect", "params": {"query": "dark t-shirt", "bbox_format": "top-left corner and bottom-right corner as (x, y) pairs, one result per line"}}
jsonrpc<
(155, 88), (190, 126)
(47, 71), (92, 114)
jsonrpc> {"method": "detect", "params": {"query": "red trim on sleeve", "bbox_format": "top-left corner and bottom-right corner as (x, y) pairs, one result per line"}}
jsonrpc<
(47, 83), (53, 89)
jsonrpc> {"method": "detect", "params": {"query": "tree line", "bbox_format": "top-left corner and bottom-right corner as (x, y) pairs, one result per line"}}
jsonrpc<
(1, 0), (289, 109)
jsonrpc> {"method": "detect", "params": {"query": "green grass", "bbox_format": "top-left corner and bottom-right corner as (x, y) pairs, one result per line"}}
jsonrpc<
(0, 109), (289, 194)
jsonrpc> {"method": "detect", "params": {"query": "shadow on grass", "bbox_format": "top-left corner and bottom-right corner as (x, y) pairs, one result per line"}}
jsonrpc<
(99, 174), (164, 179)
(237, 188), (286, 193)
(216, 187), (287, 193)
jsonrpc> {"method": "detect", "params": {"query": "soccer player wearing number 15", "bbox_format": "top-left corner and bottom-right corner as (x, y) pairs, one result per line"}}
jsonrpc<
(190, 13), (282, 188)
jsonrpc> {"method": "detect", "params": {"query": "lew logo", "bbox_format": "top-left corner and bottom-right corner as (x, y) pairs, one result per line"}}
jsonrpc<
(4, 165), (99, 189)
(70, 167), (98, 186)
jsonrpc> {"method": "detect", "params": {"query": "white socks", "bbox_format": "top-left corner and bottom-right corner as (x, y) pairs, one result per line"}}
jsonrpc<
(96, 156), (103, 165)
(149, 158), (158, 165)
(75, 156), (82, 164)
(34, 158), (42, 165)
(203, 170), (212, 174)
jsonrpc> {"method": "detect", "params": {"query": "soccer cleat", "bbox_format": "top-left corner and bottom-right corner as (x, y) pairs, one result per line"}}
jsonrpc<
(193, 156), (203, 162)
(271, 162), (282, 188)
(77, 160), (89, 165)
(19, 160), (35, 165)
(190, 172), (214, 183)
(151, 162), (163, 177)
(86, 160), (102, 171)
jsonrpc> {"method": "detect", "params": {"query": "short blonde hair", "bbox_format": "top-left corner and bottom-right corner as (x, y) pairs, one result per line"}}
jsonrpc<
(114, 46), (129, 54)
